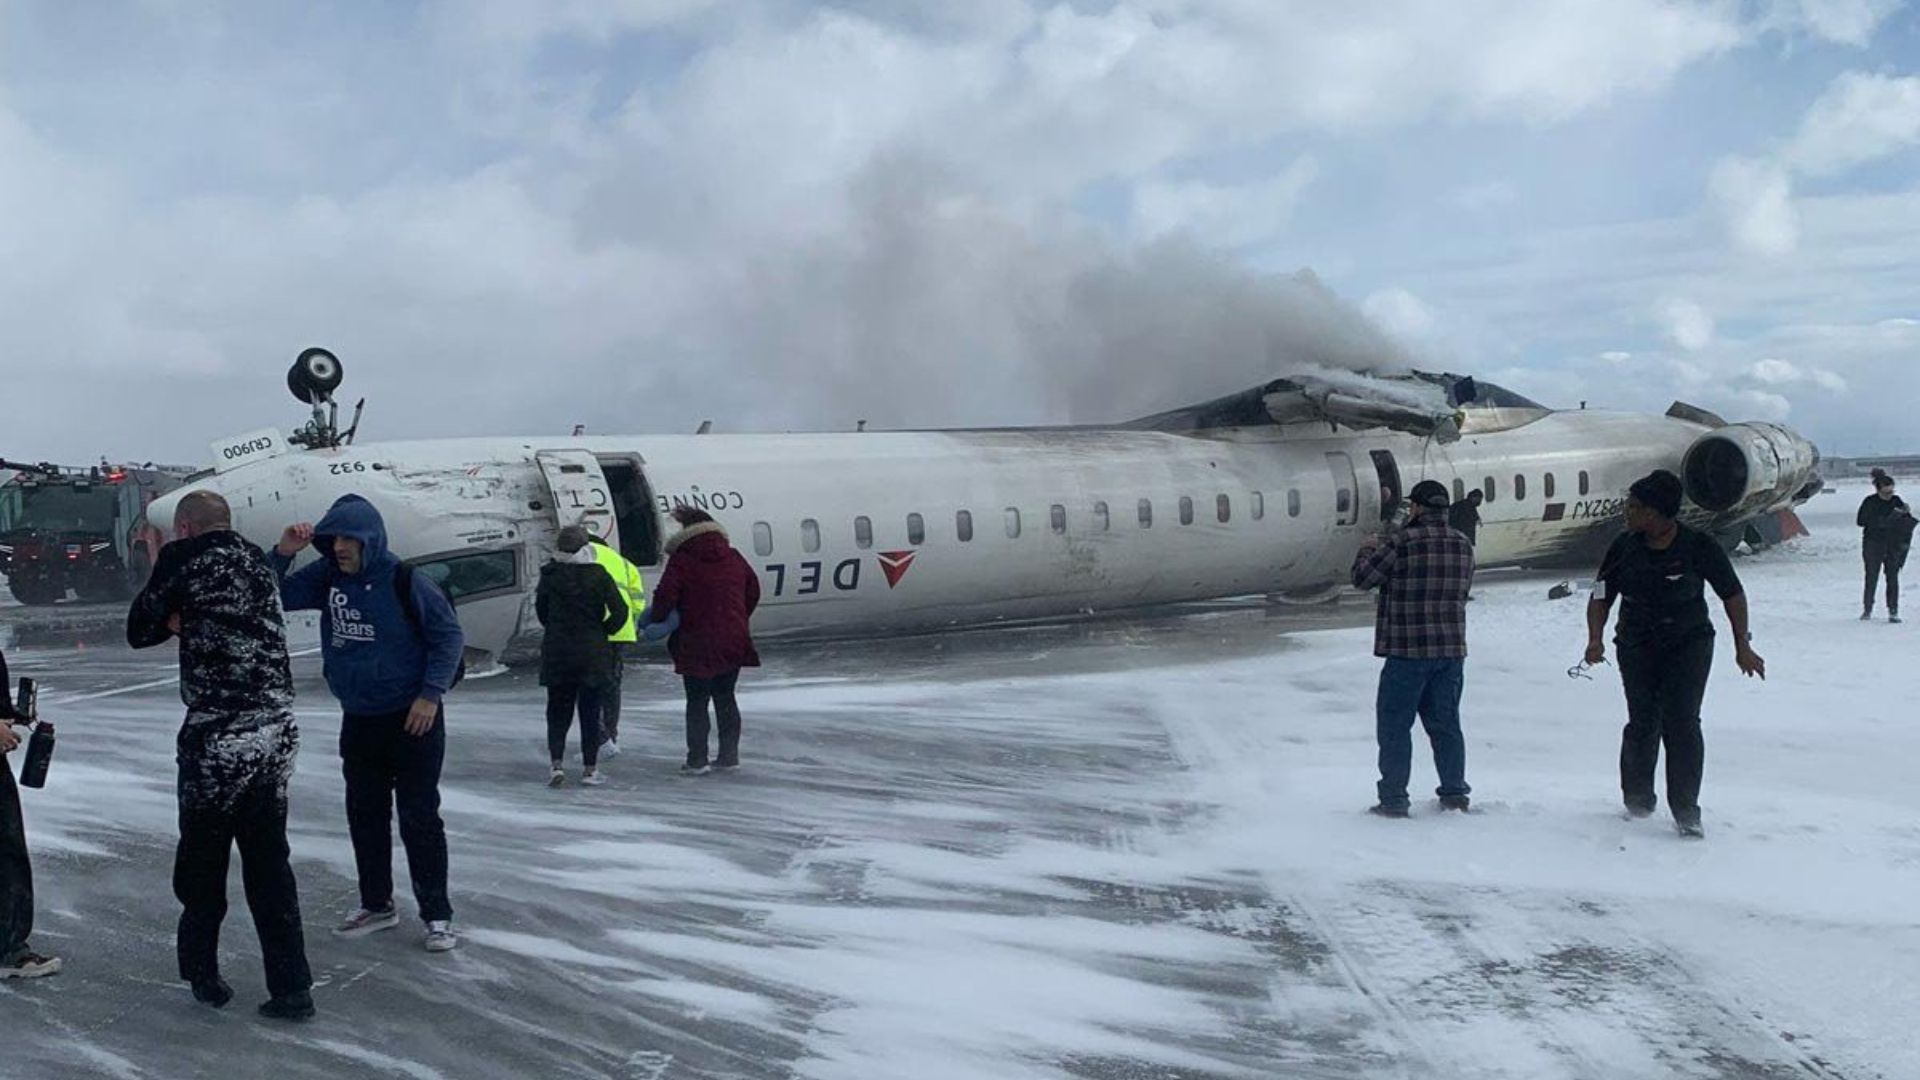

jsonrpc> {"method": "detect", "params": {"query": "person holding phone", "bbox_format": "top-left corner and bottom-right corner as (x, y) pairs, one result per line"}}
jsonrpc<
(0, 648), (60, 979)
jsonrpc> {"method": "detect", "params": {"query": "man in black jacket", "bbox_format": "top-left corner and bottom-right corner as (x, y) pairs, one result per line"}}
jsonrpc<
(0, 648), (60, 979)
(127, 491), (314, 1020)
(1858, 470), (1913, 623)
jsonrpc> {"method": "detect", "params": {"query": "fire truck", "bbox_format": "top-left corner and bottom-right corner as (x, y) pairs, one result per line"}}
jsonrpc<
(0, 460), (186, 606)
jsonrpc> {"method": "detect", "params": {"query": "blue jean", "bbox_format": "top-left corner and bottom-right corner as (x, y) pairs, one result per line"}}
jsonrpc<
(1375, 656), (1469, 808)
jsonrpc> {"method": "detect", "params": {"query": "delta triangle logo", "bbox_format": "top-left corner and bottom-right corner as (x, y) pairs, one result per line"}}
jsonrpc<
(877, 550), (918, 589)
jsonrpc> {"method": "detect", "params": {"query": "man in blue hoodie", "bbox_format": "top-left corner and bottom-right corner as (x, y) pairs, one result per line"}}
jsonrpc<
(270, 495), (464, 953)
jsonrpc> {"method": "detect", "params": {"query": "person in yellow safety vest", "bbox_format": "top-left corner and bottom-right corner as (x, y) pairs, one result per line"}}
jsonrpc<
(583, 536), (647, 758)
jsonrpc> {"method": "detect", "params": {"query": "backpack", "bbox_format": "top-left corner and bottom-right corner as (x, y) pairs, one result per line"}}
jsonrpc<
(394, 563), (467, 689)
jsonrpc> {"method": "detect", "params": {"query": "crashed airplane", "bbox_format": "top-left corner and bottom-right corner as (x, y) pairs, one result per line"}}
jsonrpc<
(145, 350), (1821, 666)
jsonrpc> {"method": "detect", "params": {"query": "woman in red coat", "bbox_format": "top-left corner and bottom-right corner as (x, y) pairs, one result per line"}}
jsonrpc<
(647, 507), (760, 773)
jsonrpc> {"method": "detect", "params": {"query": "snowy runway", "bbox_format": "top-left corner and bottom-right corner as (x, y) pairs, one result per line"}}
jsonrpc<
(0, 487), (1911, 1079)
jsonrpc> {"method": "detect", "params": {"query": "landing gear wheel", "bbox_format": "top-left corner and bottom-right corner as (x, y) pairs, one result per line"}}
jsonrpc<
(286, 347), (344, 403)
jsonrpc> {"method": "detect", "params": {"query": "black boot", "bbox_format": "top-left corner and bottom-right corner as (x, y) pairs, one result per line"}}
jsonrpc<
(258, 990), (315, 1021)
(191, 976), (234, 1008)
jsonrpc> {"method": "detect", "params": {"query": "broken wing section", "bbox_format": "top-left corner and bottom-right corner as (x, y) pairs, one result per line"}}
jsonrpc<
(1125, 370), (1484, 443)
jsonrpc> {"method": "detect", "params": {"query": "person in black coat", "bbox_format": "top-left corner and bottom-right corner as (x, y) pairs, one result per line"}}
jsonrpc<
(1447, 490), (1483, 546)
(0, 648), (60, 980)
(536, 526), (629, 786)
(126, 491), (313, 1019)
(1857, 469), (1914, 623)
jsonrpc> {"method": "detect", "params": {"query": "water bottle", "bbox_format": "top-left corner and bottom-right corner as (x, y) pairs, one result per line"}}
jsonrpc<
(13, 678), (52, 789)
(18, 722), (52, 789)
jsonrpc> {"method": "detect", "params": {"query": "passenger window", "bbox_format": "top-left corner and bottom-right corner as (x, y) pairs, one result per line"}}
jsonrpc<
(1005, 508), (1021, 538)
(410, 550), (518, 603)
(1483, 477), (1497, 503)
(1514, 475), (1527, 501)
(854, 516), (873, 550)
(1251, 492), (1264, 520)
(1179, 496), (1194, 525)
(1544, 473), (1556, 499)
(1287, 490), (1302, 517)
(1337, 488), (1352, 515)
(1138, 499), (1153, 528)
(1050, 504), (1067, 534)
(752, 522), (773, 557)
(1579, 471), (1591, 496)
(801, 518), (821, 553)
(1453, 479), (1466, 503)
(1217, 494), (1231, 523)
(907, 513), (925, 546)
(956, 510), (973, 542)
(1093, 501), (1110, 531)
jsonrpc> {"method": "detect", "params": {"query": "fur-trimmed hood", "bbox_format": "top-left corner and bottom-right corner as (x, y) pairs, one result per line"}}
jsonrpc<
(664, 521), (729, 557)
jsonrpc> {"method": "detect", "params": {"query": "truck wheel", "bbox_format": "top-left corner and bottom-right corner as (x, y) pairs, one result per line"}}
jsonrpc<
(286, 347), (344, 402)
(9, 577), (62, 606)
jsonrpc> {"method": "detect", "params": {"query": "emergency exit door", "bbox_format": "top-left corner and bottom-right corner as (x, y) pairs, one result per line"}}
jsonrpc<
(536, 450), (619, 547)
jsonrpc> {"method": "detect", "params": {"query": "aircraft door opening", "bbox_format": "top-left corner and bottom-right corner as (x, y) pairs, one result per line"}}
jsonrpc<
(1369, 450), (1402, 523)
(1326, 452), (1360, 527)
(535, 450), (618, 546)
(597, 456), (662, 567)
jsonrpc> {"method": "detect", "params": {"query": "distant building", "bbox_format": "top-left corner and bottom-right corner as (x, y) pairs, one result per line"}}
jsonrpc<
(1823, 455), (1920, 480)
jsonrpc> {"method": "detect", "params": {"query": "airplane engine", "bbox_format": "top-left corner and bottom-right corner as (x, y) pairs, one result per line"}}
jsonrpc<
(1681, 422), (1821, 515)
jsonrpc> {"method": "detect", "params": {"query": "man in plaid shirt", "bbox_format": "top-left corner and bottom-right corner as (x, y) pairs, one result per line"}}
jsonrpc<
(1350, 479), (1476, 817)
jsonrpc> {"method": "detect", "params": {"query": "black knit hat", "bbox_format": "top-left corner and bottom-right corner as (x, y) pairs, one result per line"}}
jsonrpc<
(1628, 469), (1684, 519)
(1408, 480), (1452, 510)
(1873, 468), (1894, 489)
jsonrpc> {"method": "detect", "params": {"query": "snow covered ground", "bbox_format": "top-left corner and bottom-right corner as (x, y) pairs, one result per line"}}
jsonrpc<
(0, 483), (1911, 1079)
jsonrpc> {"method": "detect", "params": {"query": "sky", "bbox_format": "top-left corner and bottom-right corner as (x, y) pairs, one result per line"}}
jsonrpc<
(0, 0), (1916, 465)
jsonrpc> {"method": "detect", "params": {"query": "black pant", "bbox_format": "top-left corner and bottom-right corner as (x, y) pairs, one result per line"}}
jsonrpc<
(1617, 633), (1713, 816)
(578, 644), (626, 746)
(174, 773), (311, 998)
(1864, 541), (1904, 613)
(0, 758), (35, 960)
(546, 685), (602, 769)
(341, 708), (452, 922)
(684, 671), (742, 767)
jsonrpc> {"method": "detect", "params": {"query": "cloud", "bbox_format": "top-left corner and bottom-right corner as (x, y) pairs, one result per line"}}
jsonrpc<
(1760, 0), (1905, 46)
(1129, 158), (1320, 248)
(1657, 297), (1716, 351)
(0, 0), (1910, 465)
(1747, 357), (1849, 392)
(1708, 70), (1920, 256)
(1707, 156), (1801, 256)
(1785, 71), (1920, 177)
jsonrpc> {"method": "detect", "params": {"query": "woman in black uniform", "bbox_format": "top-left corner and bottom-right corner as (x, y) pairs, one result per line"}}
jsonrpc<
(1583, 470), (1766, 837)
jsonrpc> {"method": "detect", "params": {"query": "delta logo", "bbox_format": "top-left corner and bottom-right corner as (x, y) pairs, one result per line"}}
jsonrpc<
(877, 550), (918, 588)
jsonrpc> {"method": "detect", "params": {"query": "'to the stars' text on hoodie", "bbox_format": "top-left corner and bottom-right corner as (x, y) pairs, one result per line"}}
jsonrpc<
(269, 495), (465, 715)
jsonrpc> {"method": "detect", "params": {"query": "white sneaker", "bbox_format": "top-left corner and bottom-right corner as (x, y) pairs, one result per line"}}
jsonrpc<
(423, 921), (458, 953)
(581, 770), (605, 787)
(548, 766), (566, 787)
(0, 951), (62, 979)
(599, 738), (621, 759)
(334, 906), (400, 937)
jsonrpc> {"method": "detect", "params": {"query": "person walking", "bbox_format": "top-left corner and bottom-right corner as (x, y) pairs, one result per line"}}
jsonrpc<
(536, 526), (629, 786)
(0, 647), (60, 980)
(270, 495), (464, 953)
(127, 491), (313, 1019)
(1584, 470), (1766, 838)
(582, 536), (646, 758)
(647, 508), (760, 774)
(1858, 469), (1913, 623)
(1350, 480), (1476, 817)
(1448, 489), (1483, 546)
